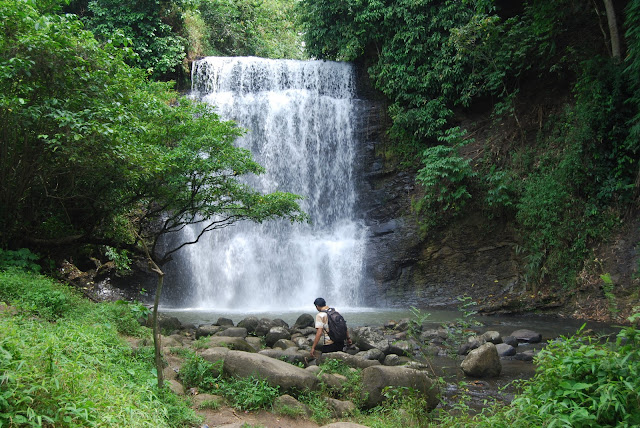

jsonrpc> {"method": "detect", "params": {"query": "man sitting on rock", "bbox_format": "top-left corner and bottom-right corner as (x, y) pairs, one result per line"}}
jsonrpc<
(310, 297), (351, 358)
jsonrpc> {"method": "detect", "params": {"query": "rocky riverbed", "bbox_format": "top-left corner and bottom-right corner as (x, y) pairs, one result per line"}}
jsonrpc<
(140, 310), (592, 427)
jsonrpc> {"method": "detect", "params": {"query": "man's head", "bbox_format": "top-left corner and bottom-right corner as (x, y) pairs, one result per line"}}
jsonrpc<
(313, 297), (326, 310)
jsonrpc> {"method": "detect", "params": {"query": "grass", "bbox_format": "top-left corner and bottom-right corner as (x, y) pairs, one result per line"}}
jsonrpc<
(0, 268), (199, 427)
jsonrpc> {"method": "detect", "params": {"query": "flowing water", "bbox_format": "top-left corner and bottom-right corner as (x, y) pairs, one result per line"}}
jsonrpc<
(161, 57), (367, 310)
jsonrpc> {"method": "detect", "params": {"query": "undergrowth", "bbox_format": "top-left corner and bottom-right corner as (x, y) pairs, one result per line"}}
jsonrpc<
(0, 268), (199, 427)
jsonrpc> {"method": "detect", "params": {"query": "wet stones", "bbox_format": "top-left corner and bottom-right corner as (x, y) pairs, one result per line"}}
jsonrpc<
(460, 343), (502, 378)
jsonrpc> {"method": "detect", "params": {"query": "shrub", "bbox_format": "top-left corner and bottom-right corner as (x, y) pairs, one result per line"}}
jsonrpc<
(472, 320), (640, 427)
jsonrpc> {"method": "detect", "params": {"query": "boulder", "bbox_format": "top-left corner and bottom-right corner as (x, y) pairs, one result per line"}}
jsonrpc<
(383, 354), (400, 366)
(258, 348), (308, 365)
(502, 335), (519, 347)
(255, 318), (277, 336)
(198, 347), (229, 370)
(514, 350), (536, 361)
(481, 331), (502, 344)
(293, 336), (311, 349)
(360, 365), (439, 409)
(293, 313), (315, 329)
(352, 326), (390, 353)
(245, 336), (263, 351)
(273, 394), (312, 417)
(321, 373), (348, 393)
(272, 318), (290, 329)
(215, 327), (247, 338)
(237, 316), (259, 334)
(361, 348), (384, 362)
(208, 336), (256, 353)
(265, 326), (292, 347)
(160, 335), (182, 348)
(273, 339), (297, 350)
(196, 324), (223, 339)
(295, 326), (317, 336)
(321, 351), (381, 369)
(495, 343), (517, 357)
(388, 340), (412, 357)
(155, 314), (182, 332)
(326, 398), (356, 417)
(460, 343), (502, 378)
(166, 379), (184, 395)
(223, 350), (319, 393)
(215, 317), (234, 327)
(511, 329), (542, 343)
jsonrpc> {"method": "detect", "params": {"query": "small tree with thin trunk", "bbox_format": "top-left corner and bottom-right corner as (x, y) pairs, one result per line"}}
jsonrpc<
(128, 98), (307, 388)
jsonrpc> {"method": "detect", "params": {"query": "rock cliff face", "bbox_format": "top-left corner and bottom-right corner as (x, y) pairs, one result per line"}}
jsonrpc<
(352, 64), (639, 319)
(353, 97), (522, 308)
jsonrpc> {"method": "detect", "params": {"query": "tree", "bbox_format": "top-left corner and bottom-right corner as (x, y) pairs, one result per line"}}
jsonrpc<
(0, 0), (307, 387)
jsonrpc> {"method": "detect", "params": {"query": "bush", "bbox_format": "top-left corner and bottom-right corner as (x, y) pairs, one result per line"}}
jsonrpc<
(469, 320), (640, 427)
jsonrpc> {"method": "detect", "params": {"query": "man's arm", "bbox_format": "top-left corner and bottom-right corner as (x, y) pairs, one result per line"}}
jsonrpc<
(310, 327), (323, 357)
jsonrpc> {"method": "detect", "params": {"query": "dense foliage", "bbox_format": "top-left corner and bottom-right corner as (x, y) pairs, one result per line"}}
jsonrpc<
(0, 0), (306, 265)
(0, 269), (198, 427)
(66, 0), (303, 83)
(464, 320), (640, 427)
(300, 0), (640, 290)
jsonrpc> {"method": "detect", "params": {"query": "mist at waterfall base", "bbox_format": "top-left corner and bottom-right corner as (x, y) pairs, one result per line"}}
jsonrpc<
(159, 57), (369, 315)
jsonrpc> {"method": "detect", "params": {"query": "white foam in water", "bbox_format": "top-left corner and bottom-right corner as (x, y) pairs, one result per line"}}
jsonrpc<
(170, 57), (367, 310)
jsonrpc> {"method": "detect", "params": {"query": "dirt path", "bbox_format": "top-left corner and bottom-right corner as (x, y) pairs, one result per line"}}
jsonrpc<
(197, 405), (322, 428)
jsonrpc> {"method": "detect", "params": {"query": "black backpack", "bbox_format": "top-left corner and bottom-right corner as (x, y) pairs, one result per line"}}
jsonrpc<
(324, 308), (348, 342)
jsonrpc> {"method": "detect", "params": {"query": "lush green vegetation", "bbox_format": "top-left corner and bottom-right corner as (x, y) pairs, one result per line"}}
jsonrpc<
(0, 0), (305, 268)
(64, 0), (303, 83)
(300, 0), (640, 291)
(0, 269), (198, 427)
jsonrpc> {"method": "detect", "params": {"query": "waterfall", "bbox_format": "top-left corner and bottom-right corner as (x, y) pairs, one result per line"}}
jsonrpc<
(164, 57), (367, 311)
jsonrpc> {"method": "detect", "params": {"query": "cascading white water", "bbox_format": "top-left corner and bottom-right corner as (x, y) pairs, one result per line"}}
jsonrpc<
(169, 57), (367, 311)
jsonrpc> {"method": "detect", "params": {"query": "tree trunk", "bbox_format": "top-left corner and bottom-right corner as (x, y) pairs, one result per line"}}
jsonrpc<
(603, 0), (621, 60)
(151, 263), (165, 389)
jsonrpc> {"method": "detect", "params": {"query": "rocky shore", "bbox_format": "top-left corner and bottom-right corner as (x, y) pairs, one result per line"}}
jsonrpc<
(138, 311), (556, 426)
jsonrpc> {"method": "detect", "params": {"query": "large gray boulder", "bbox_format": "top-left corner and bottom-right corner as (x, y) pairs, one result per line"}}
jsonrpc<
(255, 318), (278, 336)
(360, 365), (439, 409)
(388, 339), (413, 356)
(196, 324), (223, 339)
(237, 316), (259, 334)
(215, 327), (247, 338)
(198, 347), (229, 368)
(258, 348), (308, 365)
(273, 338), (297, 350)
(460, 342), (502, 377)
(321, 351), (381, 369)
(208, 336), (256, 353)
(496, 343), (517, 357)
(215, 317), (234, 327)
(361, 348), (385, 362)
(154, 314), (182, 332)
(481, 331), (502, 344)
(223, 350), (319, 393)
(293, 313), (314, 329)
(265, 326), (292, 347)
(352, 326), (390, 353)
(511, 329), (542, 343)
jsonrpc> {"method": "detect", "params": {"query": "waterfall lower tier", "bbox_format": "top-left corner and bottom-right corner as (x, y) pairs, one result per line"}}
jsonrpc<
(162, 57), (367, 311)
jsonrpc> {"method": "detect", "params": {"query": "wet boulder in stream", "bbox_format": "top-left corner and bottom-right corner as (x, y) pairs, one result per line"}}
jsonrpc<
(460, 342), (502, 378)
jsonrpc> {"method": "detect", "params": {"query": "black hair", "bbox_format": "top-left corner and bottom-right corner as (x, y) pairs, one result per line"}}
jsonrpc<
(313, 297), (326, 307)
